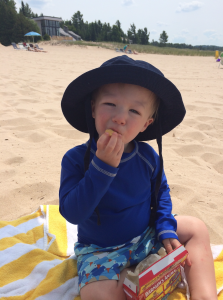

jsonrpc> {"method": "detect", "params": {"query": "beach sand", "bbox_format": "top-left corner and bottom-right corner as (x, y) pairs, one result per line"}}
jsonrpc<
(0, 43), (223, 244)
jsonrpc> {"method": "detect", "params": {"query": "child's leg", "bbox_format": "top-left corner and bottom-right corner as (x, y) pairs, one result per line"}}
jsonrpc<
(175, 216), (217, 300)
(80, 267), (133, 300)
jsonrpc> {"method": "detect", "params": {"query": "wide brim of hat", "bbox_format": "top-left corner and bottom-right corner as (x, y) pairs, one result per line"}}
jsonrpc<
(61, 64), (186, 141)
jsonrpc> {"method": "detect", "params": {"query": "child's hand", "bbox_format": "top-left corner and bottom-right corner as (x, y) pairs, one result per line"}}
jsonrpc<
(162, 238), (192, 267)
(96, 131), (124, 168)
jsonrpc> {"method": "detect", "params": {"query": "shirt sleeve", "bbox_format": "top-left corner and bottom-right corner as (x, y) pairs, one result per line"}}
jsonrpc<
(151, 155), (178, 242)
(59, 150), (118, 224)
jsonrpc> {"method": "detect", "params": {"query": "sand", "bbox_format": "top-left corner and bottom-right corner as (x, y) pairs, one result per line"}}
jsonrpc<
(0, 43), (223, 244)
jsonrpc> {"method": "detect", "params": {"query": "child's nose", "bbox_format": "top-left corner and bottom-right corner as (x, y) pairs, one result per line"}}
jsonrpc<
(112, 110), (126, 125)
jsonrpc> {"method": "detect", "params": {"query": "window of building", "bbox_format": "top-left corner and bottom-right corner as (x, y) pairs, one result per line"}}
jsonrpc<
(40, 18), (60, 37)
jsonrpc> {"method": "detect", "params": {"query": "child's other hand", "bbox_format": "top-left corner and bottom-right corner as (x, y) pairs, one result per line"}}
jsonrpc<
(96, 131), (124, 168)
(162, 238), (192, 267)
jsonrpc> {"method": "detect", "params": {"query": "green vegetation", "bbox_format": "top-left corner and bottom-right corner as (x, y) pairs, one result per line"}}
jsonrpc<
(159, 31), (168, 45)
(0, 0), (41, 46)
(0, 2), (222, 53)
(43, 33), (50, 41)
(60, 11), (149, 45)
(19, 1), (38, 18)
(55, 40), (216, 57)
(61, 11), (223, 52)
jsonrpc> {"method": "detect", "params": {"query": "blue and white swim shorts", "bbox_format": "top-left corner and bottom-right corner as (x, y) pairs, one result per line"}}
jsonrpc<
(74, 226), (163, 290)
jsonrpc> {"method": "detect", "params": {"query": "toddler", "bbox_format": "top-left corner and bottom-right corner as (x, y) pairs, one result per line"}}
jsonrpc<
(60, 55), (217, 300)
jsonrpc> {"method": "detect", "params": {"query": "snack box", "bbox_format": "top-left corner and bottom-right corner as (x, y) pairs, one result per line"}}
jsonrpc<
(123, 245), (188, 300)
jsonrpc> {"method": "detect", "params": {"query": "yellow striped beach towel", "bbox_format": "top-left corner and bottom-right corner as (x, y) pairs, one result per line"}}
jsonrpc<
(0, 205), (222, 299)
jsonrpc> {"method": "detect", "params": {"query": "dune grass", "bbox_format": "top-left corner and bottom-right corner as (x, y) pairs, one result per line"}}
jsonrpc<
(57, 40), (215, 57)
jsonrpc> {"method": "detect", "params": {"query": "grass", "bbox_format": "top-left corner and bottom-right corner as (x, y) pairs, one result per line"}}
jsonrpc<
(52, 40), (216, 57)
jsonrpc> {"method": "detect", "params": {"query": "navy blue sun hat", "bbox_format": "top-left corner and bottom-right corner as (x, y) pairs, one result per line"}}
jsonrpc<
(61, 55), (186, 226)
(61, 55), (186, 141)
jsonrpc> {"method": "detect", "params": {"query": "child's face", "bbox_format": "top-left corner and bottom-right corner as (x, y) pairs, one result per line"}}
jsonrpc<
(91, 83), (156, 148)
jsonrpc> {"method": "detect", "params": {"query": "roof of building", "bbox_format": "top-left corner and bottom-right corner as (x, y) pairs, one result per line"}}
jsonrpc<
(59, 28), (72, 37)
(32, 16), (62, 21)
(59, 28), (81, 40)
(68, 31), (81, 39)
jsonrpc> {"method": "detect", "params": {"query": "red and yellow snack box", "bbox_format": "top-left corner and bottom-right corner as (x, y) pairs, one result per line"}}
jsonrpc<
(123, 245), (188, 300)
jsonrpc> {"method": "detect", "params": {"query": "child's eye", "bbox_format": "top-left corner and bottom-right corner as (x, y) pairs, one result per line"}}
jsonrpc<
(130, 109), (140, 114)
(104, 103), (115, 106)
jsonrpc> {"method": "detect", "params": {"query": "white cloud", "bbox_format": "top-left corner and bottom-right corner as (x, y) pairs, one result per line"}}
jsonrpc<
(157, 22), (168, 27)
(150, 30), (157, 34)
(176, 1), (204, 13)
(203, 30), (217, 38)
(122, 0), (135, 6)
(27, 0), (52, 10)
(182, 29), (189, 34)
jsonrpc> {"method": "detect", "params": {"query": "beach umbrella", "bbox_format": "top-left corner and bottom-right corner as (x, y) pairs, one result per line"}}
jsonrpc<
(24, 31), (41, 43)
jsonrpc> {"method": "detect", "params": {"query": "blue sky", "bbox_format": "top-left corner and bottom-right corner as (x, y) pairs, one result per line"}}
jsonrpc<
(15, 0), (223, 46)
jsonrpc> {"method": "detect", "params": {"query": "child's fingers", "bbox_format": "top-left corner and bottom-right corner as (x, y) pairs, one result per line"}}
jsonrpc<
(163, 238), (181, 254)
(162, 239), (173, 254)
(97, 133), (110, 150)
(114, 135), (124, 154)
(170, 238), (181, 249)
(105, 132), (118, 153)
(116, 139), (124, 157)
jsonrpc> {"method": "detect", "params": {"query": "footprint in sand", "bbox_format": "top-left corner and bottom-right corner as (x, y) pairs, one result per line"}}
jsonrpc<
(197, 116), (223, 127)
(182, 118), (198, 127)
(11, 125), (39, 131)
(4, 156), (25, 166)
(170, 184), (195, 201)
(201, 153), (222, 165)
(181, 130), (207, 142)
(0, 182), (56, 216)
(12, 182), (55, 200)
(1, 92), (17, 97)
(0, 118), (34, 127)
(213, 160), (223, 174)
(0, 169), (16, 181)
(41, 109), (60, 115)
(16, 131), (49, 143)
(51, 128), (88, 140)
(196, 100), (223, 107)
(195, 123), (213, 131)
(16, 109), (36, 115)
(174, 144), (204, 157)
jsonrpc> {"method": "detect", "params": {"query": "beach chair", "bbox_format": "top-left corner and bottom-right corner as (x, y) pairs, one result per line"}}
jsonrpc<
(11, 42), (21, 50)
(219, 53), (223, 69)
(35, 44), (43, 50)
(115, 48), (123, 52)
(18, 43), (27, 50)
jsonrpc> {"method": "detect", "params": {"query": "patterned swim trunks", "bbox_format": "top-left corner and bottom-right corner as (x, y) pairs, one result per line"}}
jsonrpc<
(74, 226), (163, 290)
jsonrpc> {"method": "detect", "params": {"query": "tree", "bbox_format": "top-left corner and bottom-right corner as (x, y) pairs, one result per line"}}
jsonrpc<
(71, 11), (83, 34)
(0, 0), (17, 45)
(159, 30), (168, 44)
(137, 27), (149, 45)
(127, 23), (139, 44)
(0, 0), (40, 45)
(110, 25), (122, 42)
(19, 1), (36, 18)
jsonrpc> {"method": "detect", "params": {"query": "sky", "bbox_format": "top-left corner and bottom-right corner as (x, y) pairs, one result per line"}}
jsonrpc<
(15, 0), (223, 46)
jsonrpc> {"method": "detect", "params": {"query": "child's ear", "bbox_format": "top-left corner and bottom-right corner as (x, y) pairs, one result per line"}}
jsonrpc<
(140, 118), (154, 132)
(91, 100), (95, 118)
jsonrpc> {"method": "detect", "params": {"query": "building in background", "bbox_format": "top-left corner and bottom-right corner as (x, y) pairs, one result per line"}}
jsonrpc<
(32, 16), (62, 37)
(59, 26), (81, 41)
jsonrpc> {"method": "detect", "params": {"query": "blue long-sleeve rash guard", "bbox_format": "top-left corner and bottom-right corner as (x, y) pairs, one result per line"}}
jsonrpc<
(59, 139), (178, 247)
